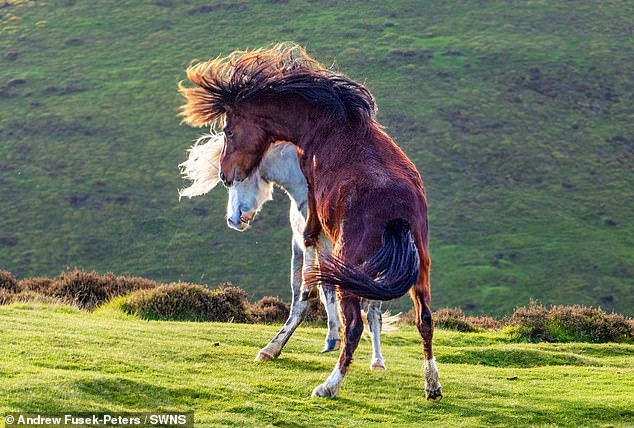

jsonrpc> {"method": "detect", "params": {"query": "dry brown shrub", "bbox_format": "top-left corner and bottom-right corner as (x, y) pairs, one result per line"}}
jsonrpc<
(433, 307), (478, 332)
(0, 288), (13, 305)
(0, 269), (18, 292)
(627, 319), (634, 338)
(12, 291), (66, 305)
(401, 306), (497, 332)
(303, 297), (328, 323)
(466, 316), (503, 330)
(18, 277), (55, 294)
(49, 269), (113, 309)
(115, 275), (159, 294)
(506, 299), (552, 341)
(249, 296), (290, 323)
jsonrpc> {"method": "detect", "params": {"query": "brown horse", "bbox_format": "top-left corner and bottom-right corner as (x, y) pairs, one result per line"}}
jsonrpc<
(179, 44), (442, 400)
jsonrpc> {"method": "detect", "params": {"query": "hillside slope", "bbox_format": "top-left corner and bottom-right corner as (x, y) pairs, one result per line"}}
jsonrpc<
(0, 0), (632, 315)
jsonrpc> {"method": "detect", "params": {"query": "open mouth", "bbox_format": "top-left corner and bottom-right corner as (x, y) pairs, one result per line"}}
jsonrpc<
(240, 211), (255, 225)
(228, 211), (256, 232)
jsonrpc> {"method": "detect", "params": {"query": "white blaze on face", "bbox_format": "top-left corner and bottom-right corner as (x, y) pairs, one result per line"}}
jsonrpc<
(227, 185), (244, 230)
(225, 173), (274, 232)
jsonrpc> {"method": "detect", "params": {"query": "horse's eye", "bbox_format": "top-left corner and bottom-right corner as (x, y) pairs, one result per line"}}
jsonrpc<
(225, 130), (234, 137)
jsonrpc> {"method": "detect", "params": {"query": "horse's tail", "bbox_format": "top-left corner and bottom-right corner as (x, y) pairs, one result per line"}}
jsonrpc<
(307, 219), (419, 301)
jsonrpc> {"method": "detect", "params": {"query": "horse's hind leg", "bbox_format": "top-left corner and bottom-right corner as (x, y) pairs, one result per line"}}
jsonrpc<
(256, 239), (308, 361)
(410, 253), (442, 400)
(367, 300), (386, 370)
(318, 284), (341, 352)
(312, 291), (363, 398)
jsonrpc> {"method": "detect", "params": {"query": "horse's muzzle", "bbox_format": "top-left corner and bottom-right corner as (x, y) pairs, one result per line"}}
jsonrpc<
(227, 216), (248, 231)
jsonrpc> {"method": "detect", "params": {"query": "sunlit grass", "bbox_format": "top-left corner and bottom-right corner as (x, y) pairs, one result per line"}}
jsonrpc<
(1, 304), (633, 427)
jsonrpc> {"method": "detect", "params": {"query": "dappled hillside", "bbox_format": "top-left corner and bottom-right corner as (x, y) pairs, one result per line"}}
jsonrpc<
(0, 1), (632, 315)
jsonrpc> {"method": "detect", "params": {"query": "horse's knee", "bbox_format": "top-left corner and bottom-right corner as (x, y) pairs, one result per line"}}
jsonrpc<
(416, 307), (432, 327)
(422, 307), (432, 325)
(303, 230), (320, 248)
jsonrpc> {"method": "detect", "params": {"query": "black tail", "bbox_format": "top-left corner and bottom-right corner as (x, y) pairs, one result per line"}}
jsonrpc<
(307, 219), (420, 301)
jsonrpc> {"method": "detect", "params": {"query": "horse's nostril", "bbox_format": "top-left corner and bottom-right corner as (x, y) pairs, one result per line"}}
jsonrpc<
(219, 171), (226, 182)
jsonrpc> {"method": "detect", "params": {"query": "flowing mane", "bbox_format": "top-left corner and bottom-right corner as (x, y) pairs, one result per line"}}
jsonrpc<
(179, 43), (377, 129)
(178, 133), (225, 199)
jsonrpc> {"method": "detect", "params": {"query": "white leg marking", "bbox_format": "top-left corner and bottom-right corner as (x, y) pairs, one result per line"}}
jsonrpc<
(319, 285), (341, 346)
(312, 364), (345, 398)
(367, 302), (385, 370)
(256, 239), (307, 361)
(424, 357), (442, 399)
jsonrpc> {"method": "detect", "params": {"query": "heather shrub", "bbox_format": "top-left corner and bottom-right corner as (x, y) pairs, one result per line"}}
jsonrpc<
(115, 275), (159, 294)
(11, 290), (65, 305)
(249, 296), (290, 323)
(467, 316), (503, 330)
(46, 269), (160, 310)
(505, 300), (632, 343)
(18, 277), (55, 294)
(0, 288), (13, 305)
(505, 300), (552, 341)
(401, 307), (496, 332)
(49, 269), (114, 309)
(433, 307), (478, 332)
(627, 319), (634, 338)
(120, 282), (250, 322)
(303, 297), (328, 324)
(0, 269), (18, 293)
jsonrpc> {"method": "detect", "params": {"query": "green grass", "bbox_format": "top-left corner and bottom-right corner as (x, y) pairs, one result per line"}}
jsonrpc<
(0, 0), (632, 316)
(1, 304), (633, 427)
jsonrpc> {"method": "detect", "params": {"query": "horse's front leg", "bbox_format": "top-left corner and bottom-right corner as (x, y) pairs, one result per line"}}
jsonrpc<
(312, 291), (363, 398)
(255, 239), (309, 361)
(366, 300), (386, 370)
(315, 236), (341, 352)
(300, 191), (322, 301)
(318, 283), (341, 352)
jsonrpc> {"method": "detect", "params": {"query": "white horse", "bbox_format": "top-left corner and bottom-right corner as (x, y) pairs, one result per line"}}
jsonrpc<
(179, 132), (394, 369)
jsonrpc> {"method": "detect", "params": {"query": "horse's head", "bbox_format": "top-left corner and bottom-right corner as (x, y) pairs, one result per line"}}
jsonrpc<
(219, 111), (272, 187)
(226, 172), (274, 231)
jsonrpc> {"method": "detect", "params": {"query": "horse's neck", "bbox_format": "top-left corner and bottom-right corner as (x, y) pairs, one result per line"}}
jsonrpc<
(260, 146), (308, 211)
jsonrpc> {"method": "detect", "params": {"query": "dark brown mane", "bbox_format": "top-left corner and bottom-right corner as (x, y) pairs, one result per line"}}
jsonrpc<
(179, 43), (376, 128)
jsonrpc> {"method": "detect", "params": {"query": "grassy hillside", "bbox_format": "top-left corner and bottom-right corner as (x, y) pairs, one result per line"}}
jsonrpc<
(1, 304), (633, 427)
(0, 0), (632, 316)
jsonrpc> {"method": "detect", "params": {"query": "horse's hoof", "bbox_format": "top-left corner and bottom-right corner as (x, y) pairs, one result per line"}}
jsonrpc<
(370, 360), (385, 370)
(425, 387), (443, 401)
(254, 349), (276, 361)
(311, 383), (338, 398)
(321, 339), (341, 353)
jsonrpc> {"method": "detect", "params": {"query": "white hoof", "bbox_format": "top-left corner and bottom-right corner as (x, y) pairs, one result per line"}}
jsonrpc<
(311, 383), (339, 398)
(254, 344), (279, 361)
(370, 359), (385, 370)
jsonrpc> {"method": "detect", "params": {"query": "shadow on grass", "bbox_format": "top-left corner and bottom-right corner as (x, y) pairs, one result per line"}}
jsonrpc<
(439, 348), (600, 367)
(6, 377), (221, 413)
